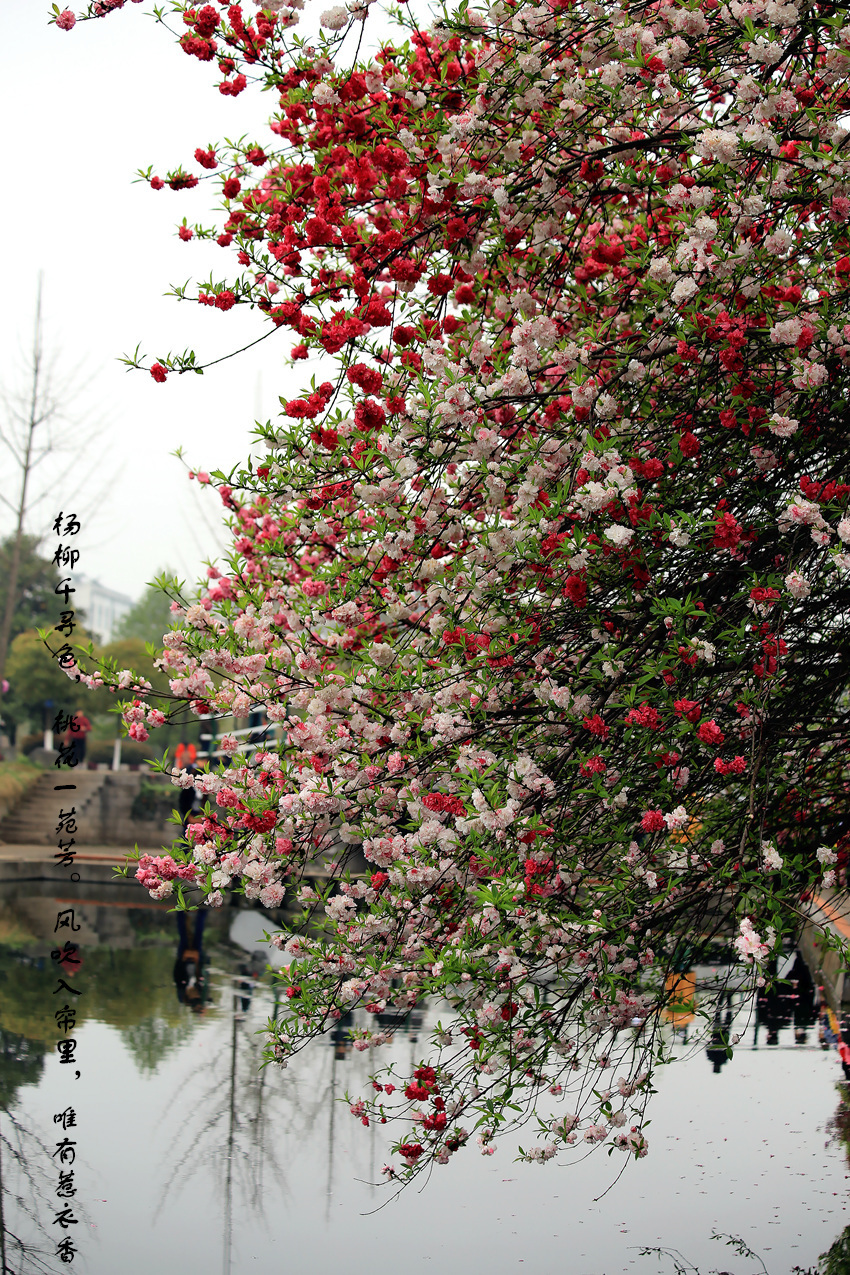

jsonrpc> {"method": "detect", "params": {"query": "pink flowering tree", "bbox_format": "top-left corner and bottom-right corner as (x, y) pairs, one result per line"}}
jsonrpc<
(53, 0), (850, 1177)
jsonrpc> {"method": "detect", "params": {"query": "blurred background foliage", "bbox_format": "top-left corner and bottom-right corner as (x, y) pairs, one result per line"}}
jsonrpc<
(0, 538), (199, 760)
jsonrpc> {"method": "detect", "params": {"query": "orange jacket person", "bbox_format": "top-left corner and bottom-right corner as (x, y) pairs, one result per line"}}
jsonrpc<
(175, 741), (198, 772)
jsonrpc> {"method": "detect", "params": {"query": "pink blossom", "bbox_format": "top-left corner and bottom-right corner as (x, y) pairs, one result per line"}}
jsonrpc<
(784, 570), (811, 599)
(696, 720), (724, 745)
(768, 413), (798, 438)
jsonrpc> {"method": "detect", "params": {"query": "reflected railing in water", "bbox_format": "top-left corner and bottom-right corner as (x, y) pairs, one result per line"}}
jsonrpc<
(659, 948), (821, 1072)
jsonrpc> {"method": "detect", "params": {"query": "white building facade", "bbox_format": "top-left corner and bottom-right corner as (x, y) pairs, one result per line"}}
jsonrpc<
(74, 575), (134, 644)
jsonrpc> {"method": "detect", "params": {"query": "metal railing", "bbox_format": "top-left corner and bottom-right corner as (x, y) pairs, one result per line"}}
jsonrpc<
(104, 714), (278, 770)
(197, 715), (278, 762)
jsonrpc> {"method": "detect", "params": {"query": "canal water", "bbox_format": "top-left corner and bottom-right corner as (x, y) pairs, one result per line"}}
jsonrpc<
(0, 879), (847, 1275)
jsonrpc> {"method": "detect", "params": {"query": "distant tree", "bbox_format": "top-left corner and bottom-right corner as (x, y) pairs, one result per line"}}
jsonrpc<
(113, 578), (175, 647)
(0, 279), (65, 683)
(0, 535), (60, 648)
(0, 277), (106, 681)
(100, 638), (170, 698)
(2, 631), (80, 734)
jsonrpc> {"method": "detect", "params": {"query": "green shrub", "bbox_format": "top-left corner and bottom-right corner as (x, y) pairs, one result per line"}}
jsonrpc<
(130, 778), (176, 822)
(87, 738), (155, 766)
(0, 759), (42, 815)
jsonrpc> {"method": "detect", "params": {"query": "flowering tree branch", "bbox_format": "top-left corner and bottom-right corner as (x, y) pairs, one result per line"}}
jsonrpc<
(52, 0), (850, 1180)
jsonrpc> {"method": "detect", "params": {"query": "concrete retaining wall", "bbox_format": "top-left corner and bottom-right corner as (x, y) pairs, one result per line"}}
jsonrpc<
(798, 916), (848, 1011)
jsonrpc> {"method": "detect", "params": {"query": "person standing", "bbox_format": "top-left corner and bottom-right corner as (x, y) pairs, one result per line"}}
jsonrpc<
(175, 740), (197, 772)
(66, 710), (92, 766)
(173, 911), (208, 1012)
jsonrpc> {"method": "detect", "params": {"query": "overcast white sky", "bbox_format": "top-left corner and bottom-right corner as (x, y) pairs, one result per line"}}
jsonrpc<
(0, 0), (334, 600)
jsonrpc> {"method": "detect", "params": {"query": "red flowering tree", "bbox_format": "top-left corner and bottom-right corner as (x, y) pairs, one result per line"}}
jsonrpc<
(54, 0), (850, 1176)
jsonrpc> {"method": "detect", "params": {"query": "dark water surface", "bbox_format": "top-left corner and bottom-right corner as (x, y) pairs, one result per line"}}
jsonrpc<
(0, 878), (847, 1275)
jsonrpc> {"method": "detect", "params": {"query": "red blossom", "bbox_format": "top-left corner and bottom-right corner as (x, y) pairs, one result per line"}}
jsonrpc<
(347, 363), (383, 394)
(422, 792), (467, 816)
(673, 699), (701, 723)
(696, 720), (725, 746)
(715, 756), (747, 775)
(583, 715), (610, 739)
(625, 704), (662, 730)
(562, 574), (587, 607)
(713, 511), (744, 550)
(354, 398), (386, 433)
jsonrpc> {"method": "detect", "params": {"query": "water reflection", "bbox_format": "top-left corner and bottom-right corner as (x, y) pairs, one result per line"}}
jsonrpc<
(330, 1010), (353, 1062)
(819, 1225), (850, 1275)
(654, 945), (821, 1073)
(0, 1100), (59, 1275)
(0, 883), (845, 1274)
(705, 995), (734, 1074)
(754, 951), (817, 1048)
(0, 1030), (44, 1108)
(156, 965), (286, 1275)
(173, 911), (209, 1013)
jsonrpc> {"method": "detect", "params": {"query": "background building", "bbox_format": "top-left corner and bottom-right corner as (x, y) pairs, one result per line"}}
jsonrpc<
(74, 575), (134, 644)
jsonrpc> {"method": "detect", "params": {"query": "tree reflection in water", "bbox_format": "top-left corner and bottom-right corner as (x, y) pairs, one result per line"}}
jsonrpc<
(0, 891), (843, 1273)
(641, 1226), (850, 1275)
(0, 1025), (86, 1275)
(818, 1226), (850, 1275)
(153, 952), (343, 1273)
(147, 905), (447, 1269)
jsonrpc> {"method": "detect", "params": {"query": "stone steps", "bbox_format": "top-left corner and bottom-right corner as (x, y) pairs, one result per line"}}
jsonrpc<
(0, 771), (109, 844)
(0, 771), (179, 846)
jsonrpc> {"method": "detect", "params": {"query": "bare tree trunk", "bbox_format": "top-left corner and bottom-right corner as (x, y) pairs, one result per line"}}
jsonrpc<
(0, 278), (44, 681)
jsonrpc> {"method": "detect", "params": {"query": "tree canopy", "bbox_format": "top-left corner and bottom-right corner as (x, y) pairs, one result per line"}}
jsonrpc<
(4, 630), (81, 728)
(0, 535), (60, 650)
(113, 577), (177, 647)
(59, 0), (850, 1182)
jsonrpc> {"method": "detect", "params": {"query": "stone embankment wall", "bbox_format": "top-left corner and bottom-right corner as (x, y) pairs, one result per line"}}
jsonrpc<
(798, 902), (850, 1010)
